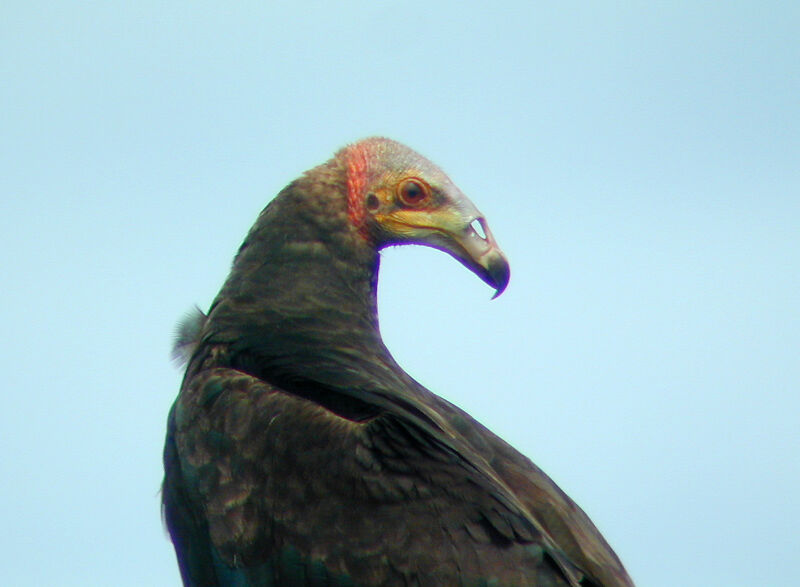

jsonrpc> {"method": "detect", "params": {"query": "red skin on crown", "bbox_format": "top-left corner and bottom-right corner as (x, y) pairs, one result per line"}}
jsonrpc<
(344, 142), (370, 233)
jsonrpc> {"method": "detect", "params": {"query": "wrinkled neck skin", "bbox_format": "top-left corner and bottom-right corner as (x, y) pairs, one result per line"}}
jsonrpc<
(198, 159), (414, 415)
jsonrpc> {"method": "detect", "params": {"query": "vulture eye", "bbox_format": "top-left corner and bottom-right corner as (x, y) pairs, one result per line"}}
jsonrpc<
(397, 178), (430, 207)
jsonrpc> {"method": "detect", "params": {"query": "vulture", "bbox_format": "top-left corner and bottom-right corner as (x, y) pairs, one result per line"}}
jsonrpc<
(163, 138), (634, 587)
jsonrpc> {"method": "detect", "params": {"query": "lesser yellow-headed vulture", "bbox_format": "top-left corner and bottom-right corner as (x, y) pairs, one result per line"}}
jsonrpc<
(163, 138), (634, 587)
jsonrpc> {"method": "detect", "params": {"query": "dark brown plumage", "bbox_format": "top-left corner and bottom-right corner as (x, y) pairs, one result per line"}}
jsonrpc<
(163, 138), (634, 587)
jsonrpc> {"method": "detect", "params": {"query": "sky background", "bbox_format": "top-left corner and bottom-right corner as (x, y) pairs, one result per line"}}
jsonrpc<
(2, 2), (798, 586)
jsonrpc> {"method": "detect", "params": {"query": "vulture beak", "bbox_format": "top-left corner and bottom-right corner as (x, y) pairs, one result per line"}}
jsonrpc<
(382, 206), (510, 298)
(434, 214), (510, 299)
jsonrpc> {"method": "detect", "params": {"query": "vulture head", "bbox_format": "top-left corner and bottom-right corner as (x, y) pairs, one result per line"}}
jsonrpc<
(341, 137), (510, 297)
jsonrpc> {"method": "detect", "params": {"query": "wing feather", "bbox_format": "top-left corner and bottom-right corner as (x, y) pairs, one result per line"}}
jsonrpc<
(164, 366), (586, 586)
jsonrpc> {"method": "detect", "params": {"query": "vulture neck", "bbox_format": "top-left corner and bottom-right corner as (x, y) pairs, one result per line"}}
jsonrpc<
(206, 163), (406, 404)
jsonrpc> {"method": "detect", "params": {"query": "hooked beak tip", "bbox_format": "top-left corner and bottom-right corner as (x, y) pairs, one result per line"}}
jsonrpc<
(487, 254), (510, 299)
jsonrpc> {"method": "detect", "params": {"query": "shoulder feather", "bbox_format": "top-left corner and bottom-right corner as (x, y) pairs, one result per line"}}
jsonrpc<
(171, 306), (208, 366)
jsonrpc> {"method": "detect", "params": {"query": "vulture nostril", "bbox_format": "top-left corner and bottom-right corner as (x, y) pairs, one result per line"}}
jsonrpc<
(470, 218), (487, 241)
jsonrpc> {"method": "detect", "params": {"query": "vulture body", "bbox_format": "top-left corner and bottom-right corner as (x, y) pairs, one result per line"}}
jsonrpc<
(163, 138), (634, 587)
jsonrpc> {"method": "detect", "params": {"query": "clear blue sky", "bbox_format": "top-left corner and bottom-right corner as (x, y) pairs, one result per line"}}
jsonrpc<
(2, 2), (798, 585)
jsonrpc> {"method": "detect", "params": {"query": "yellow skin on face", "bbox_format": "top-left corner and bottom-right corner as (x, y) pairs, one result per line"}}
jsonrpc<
(367, 171), (509, 296)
